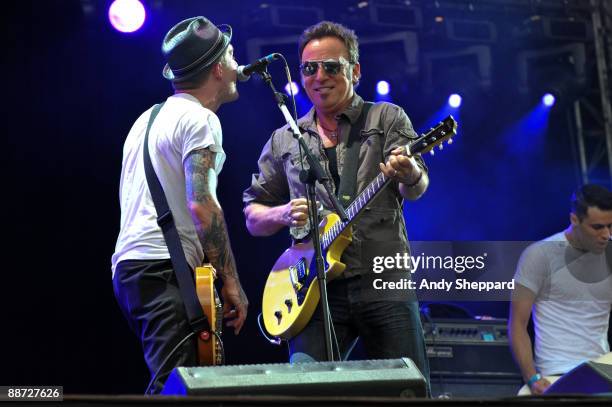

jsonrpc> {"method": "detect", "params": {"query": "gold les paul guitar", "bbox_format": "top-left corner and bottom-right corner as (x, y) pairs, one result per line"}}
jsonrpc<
(262, 116), (458, 340)
(195, 264), (224, 365)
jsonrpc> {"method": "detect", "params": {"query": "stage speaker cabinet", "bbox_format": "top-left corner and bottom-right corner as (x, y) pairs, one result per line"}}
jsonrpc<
(545, 361), (612, 395)
(162, 358), (426, 398)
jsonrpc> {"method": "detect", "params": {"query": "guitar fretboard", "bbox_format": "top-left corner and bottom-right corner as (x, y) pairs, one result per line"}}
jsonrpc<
(321, 171), (392, 250)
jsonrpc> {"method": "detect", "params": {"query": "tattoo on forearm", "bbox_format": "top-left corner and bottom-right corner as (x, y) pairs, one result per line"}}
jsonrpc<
(185, 148), (239, 281)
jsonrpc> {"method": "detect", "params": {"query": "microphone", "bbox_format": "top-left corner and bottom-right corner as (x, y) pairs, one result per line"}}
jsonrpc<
(237, 53), (280, 82)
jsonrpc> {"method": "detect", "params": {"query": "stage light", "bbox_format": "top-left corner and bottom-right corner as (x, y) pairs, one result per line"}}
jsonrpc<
(542, 93), (556, 107)
(285, 81), (299, 96)
(376, 80), (390, 96)
(448, 94), (462, 108)
(108, 0), (146, 33)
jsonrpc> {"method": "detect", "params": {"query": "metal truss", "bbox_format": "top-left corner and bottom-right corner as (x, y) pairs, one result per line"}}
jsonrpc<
(570, 0), (612, 187)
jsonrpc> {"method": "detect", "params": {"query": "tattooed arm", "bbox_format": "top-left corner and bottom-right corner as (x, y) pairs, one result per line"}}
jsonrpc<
(184, 147), (248, 334)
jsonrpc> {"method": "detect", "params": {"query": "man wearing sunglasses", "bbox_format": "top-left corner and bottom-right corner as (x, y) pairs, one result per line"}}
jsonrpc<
(243, 21), (430, 384)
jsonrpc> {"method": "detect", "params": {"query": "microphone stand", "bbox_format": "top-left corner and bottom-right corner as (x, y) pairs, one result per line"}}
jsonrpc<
(259, 68), (348, 362)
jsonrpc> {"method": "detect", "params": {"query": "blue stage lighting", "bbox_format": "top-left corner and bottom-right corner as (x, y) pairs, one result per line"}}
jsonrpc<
(285, 81), (300, 96)
(108, 0), (146, 33)
(448, 94), (462, 108)
(376, 81), (390, 96)
(542, 93), (556, 107)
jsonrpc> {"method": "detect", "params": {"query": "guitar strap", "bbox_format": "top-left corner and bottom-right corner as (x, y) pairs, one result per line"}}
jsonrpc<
(336, 102), (373, 208)
(143, 103), (210, 335)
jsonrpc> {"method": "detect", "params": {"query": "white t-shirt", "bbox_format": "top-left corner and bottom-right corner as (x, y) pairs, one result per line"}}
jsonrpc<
(514, 232), (612, 376)
(111, 93), (225, 277)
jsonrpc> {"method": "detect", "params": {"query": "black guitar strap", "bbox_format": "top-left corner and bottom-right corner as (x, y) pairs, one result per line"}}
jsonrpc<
(337, 102), (373, 208)
(143, 103), (210, 335)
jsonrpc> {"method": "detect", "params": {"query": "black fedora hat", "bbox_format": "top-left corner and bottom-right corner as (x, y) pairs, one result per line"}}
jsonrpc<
(162, 16), (232, 82)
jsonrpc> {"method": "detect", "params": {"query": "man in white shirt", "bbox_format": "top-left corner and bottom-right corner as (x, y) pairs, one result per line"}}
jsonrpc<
(509, 184), (612, 394)
(112, 16), (248, 394)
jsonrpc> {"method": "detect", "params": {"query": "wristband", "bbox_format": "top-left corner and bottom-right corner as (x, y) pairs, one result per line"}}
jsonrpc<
(527, 373), (542, 387)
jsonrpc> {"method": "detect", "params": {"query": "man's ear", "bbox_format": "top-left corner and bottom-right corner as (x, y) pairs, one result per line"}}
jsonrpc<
(570, 212), (580, 226)
(212, 62), (223, 80)
(352, 62), (361, 84)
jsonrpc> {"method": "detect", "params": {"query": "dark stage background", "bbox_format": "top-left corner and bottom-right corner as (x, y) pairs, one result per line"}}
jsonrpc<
(5, 0), (610, 395)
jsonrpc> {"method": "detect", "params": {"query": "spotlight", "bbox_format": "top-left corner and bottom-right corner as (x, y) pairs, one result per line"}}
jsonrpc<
(376, 80), (390, 96)
(448, 93), (462, 108)
(542, 93), (556, 107)
(108, 0), (146, 33)
(285, 81), (299, 96)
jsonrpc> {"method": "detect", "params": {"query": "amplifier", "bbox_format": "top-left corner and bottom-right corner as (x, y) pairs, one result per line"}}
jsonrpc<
(423, 318), (522, 397)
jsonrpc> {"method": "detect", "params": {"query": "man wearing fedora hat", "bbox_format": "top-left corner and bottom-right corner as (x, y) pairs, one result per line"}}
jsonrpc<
(112, 16), (248, 393)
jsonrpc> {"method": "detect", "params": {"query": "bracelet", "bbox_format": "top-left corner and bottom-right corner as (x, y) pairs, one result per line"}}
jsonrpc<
(527, 373), (542, 387)
(404, 170), (423, 188)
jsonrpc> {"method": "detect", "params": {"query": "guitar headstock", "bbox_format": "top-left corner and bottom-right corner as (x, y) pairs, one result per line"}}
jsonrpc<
(409, 115), (458, 156)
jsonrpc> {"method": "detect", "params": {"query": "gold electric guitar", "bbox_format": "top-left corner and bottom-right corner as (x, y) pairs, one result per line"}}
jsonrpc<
(195, 264), (224, 365)
(262, 116), (458, 339)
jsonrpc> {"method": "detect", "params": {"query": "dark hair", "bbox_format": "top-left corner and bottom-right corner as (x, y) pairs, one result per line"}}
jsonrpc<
(571, 184), (612, 220)
(298, 21), (359, 63)
(172, 51), (226, 91)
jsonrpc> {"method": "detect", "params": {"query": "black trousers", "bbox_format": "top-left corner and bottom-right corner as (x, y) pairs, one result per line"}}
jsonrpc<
(113, 259), (197, 394)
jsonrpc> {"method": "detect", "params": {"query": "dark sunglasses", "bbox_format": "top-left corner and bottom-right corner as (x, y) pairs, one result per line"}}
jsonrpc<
(299, 59), (347, 77)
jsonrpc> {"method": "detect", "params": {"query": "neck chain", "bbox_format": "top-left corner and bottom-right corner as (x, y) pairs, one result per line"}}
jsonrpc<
(317, 117), (338, 139)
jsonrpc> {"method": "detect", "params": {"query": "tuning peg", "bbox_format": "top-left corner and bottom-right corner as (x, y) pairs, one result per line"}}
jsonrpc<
(438, 144), (444, 151)
(447, 139), (454, 145)
(429, 150), (435, 156)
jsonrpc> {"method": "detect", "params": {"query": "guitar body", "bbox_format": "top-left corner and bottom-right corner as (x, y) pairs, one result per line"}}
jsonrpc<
(195, 264), (223, 365)
(262, 213), (352, 339)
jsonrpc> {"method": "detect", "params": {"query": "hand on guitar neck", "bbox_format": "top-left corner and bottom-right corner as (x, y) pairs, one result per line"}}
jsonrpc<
(378, 146), (426, 200)
(378, 146), (423, 186)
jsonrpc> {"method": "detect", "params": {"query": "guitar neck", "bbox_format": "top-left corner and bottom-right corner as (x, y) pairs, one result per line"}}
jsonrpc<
(319, 115), (456, 250)
(321, 169), (393, 250)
